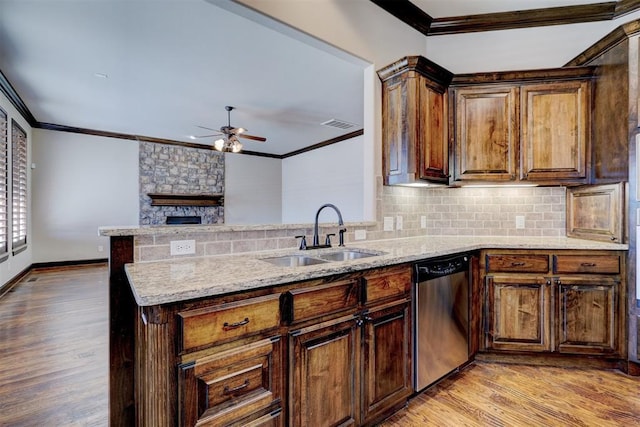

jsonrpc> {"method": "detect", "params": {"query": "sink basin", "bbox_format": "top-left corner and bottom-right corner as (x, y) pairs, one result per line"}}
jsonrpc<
(316, 249), (384, 262)
(261, 255), (328, 267)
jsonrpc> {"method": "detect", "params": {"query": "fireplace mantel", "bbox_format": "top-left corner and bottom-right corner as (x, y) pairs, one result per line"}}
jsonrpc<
(147, 193), (224, 207)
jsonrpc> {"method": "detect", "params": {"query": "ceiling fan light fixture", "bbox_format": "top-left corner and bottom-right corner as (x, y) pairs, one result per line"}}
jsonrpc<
(214, 138), (226, 151)
(213, 136), (243, 153)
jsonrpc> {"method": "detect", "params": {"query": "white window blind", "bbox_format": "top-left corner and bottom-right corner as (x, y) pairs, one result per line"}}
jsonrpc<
(11, 120), (27, 251)
(0, 109), (7, 258)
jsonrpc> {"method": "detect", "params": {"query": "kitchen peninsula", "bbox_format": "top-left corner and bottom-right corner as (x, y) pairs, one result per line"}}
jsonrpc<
(101, 225), (628, 426)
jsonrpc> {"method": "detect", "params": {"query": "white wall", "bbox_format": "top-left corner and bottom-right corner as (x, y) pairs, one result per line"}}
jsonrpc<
(233, 0), (427, 222)
(282, 136), (364, 224)
(0, 91), (33, 287)
(31, 130), (139, 263)
(225, 153), (282, 224)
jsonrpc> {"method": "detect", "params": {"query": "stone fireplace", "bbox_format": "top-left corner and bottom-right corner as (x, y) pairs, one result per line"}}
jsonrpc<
(139, 141), (224, 225)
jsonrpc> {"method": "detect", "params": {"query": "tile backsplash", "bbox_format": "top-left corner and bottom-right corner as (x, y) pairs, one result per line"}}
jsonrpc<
(133, 177), (566, 262)
(375, 182), (565, 240)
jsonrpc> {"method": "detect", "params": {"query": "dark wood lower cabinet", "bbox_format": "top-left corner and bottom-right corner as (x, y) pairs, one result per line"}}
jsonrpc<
(481, 250), (625, 359)
(289, 315), (360, 427)
(179, 337), (283, 426)
(556, 277), (618, 355)
(361, 301), (412, 425)
(485, 275), (552, 352)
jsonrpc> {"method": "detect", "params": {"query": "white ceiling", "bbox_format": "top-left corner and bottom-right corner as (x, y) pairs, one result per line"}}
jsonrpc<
(0, 0), (367, 156)
(0, 0), (630, 156)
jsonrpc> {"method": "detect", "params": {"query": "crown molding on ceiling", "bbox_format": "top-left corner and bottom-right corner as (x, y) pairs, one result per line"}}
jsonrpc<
(281, 129), (364, 159)
(0, 69), (36, 126)
(370, 0), (640, 36)
(0, 68), (360, 159)
(369, 0), (433, 35)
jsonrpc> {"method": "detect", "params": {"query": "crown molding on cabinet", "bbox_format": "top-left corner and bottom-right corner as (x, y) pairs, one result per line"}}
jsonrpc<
(565, 18), (640, 66)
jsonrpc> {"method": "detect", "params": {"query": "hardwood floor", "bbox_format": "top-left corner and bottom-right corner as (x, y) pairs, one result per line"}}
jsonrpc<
(0, 264), (639, 426)
(380, 363), (640, 427)
(0, 264), (109, 426)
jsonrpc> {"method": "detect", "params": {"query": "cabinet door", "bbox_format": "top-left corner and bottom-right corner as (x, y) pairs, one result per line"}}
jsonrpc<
(453, 86), (518, 181)
(361, 300), (412, 425)
(485, 275), (551, 352)
(417, 77), (449, 182)
(520, 81), (590, 183)
(382, 73), (449, 185)
(289, 315), (360, 427)
(566, 183), (624, 243)
(556, 277), (618, 355)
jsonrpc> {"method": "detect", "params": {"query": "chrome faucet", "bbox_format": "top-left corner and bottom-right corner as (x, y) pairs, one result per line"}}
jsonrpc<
(311, 203), (346, 248)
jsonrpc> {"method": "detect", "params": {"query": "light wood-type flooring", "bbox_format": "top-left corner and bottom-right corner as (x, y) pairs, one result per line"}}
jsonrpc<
(1, 264), (639, 426)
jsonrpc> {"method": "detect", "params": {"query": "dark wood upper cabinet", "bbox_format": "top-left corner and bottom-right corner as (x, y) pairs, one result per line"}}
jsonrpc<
(520, 80), (591, 183)
(452, 85), (518, 182)
(566, 182), (625, 243)
(449, 67), (594, 185)
(378, 56), (453, 186)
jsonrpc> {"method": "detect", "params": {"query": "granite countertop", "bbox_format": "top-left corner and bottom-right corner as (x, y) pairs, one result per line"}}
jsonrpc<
(99, 222), (377, 236)
(124, 235), (628, 307)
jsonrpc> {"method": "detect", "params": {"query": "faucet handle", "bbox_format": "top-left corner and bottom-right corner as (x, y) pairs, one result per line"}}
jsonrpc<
(295, 235), (307, 250)
(338, 228), (346, 246)
(325, 233), (336, 246)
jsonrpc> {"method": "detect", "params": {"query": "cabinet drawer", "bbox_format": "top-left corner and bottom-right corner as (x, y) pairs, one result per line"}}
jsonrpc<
(285, 279), (359, 323)
(485, 254), (549, 273)
(179, 294), (281, 352)
(365, 268), (412, 304)
(553, 254), (620, 274)
(179, 338), (281, 427)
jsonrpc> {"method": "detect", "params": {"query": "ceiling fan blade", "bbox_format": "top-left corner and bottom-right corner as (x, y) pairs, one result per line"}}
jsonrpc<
(196, 125), (223, 133)
(238, 133), (267, 142)
(190, 133), (220, 139)
(230, 127), (247, 135)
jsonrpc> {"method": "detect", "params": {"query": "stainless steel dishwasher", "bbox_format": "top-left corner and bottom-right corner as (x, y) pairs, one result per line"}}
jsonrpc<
(414, 254), (470, 391)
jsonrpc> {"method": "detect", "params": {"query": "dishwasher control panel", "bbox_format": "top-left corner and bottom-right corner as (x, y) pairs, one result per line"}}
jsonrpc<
(416, 255), (469, 281)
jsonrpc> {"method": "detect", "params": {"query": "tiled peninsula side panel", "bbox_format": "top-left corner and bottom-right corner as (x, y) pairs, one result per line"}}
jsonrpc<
(139, 141), (225, 225)
(134, 181), (566, 262)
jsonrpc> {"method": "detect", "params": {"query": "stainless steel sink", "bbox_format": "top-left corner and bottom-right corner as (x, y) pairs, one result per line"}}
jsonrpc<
(261, 255), (328, 267)
(316, 249), (384, 262)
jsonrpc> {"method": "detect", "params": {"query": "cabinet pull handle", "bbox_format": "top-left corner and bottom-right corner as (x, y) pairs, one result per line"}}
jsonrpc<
(511, 262), (525, 267)
(223, 379), (250, 395)
(223, 317), (250, 330)
(580, 262), (596, 267)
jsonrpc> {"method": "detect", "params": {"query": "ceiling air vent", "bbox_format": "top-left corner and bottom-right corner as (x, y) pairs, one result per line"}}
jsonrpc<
(321, 118), (357, 130)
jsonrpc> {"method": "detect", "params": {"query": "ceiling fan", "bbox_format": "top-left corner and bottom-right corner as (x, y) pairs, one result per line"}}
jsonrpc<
(191, 105), (267, 153)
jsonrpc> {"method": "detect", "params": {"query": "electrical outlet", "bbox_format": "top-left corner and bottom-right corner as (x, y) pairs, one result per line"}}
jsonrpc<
(354, 229), (366, 240)
(515, 216), (525, 229)
(98, 245), (104, 252)
(383, 217), (394, 231)
(170, 239), (196, 255)
(396, 215), (403, 230)
(420, 216), (427, 229)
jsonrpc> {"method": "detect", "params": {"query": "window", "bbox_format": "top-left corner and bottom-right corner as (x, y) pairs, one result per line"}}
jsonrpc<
(0, 109), (7, 260)
(11, 119), (27, 253)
